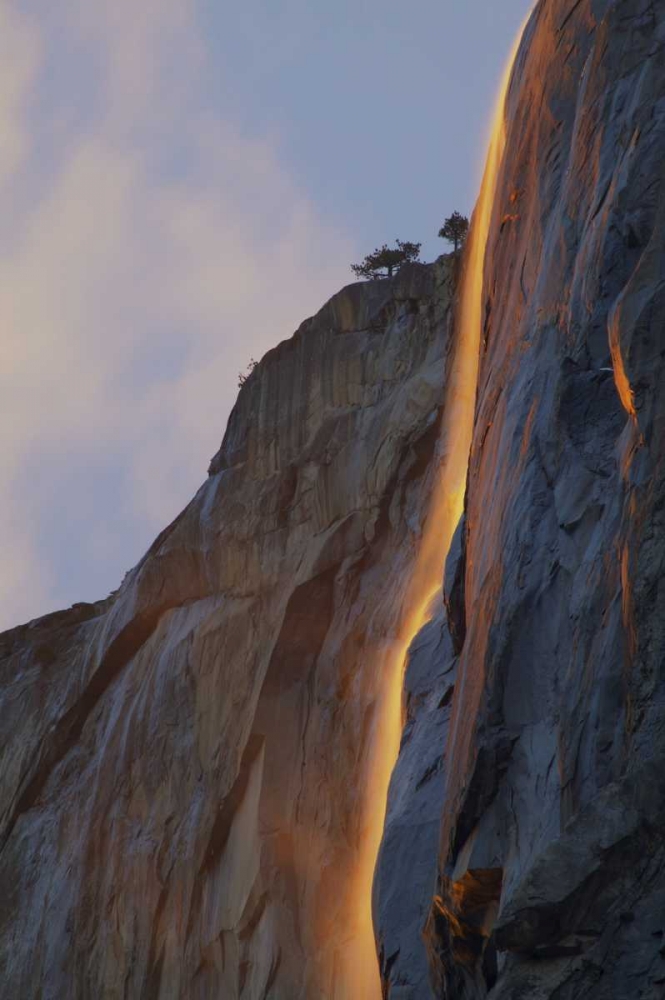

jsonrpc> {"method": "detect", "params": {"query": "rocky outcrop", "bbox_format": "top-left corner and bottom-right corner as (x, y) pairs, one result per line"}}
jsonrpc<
(4, 2), (665, 998)
(376, 1), (665, 998)
(0, 261), (456, 999)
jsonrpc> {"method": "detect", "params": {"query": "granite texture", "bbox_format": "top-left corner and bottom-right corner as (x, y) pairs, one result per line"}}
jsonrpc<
(4, 1), (665, 997)
(375, 1), (665, 997)
(0, 261), (455, 999)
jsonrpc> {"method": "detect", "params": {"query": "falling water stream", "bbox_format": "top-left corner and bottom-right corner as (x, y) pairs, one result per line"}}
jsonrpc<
(338, 16), (531, 998)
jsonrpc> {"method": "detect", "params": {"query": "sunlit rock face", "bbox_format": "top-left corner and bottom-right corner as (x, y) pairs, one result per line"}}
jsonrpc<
(5, 1), (665, 996)
(0, 261), (455, 999)
(376, 0), (665, 997)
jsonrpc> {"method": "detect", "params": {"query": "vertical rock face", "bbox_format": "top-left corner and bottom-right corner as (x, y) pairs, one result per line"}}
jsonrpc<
(0, 261), (456, 999)
(4, 4), (665, 999)
(373, 610), (457, 998)
(377, 1), (665, 998)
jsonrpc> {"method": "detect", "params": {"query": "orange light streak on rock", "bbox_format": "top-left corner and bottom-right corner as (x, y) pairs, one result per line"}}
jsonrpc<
(339, 17), (532, 999)
(609, 311), (637, 421)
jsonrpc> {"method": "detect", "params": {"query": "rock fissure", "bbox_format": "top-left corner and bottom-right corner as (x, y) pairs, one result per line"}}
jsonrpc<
(3, 3), (665, 998)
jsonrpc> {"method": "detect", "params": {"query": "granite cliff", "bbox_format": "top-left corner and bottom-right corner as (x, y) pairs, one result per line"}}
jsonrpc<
(0, 261), (456, 999)
(377, 1), (665, 998)
(3, 0), (665, 998)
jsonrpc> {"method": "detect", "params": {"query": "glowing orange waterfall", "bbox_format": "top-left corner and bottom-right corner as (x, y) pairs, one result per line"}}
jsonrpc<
(337, 16), (531, 999)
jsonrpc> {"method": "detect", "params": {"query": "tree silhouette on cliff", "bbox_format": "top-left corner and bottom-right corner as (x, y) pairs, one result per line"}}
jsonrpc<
(438, 212), (469, 254)
(351, 240), (421, 280)
(238, 358), (258, 388)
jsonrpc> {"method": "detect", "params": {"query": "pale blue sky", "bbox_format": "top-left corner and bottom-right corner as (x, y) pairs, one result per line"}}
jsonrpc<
(1, 1), (532, 630)
(201, 0), (533, 259)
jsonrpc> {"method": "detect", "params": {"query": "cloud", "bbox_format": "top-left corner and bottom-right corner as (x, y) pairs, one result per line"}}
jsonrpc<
(0, 3), (357, 631)
(0, 5), (40, 188)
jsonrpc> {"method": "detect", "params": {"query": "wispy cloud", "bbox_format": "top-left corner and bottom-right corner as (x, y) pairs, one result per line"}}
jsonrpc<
(0, 5), (40, 187)
(0, 2), (356, 630)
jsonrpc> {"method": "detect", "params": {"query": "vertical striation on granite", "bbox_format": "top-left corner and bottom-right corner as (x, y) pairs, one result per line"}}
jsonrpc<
(387, 1), (665, 997)
(5, 2), (665, 997)
(0, 260), (456, 999)
(373, 609), (456, 999)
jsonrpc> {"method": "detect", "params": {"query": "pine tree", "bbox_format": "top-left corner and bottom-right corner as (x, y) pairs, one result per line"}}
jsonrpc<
(438, 212), (470, 254)
(351, 240), (422, 280)
(238, 358), (258, 388)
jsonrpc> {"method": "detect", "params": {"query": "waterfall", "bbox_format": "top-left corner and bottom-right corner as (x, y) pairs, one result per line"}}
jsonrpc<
(338, 14), (532, 998)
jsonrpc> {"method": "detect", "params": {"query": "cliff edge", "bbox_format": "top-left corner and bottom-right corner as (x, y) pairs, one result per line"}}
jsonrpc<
(0, 260), (455, 999)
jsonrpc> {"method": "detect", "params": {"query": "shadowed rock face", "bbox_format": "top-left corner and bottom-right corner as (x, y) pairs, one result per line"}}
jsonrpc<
(0, 261), (456, 999)
(376, 1), (665, 998)
(4, 3), (665, 999)
(373, 610), (457, 999)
